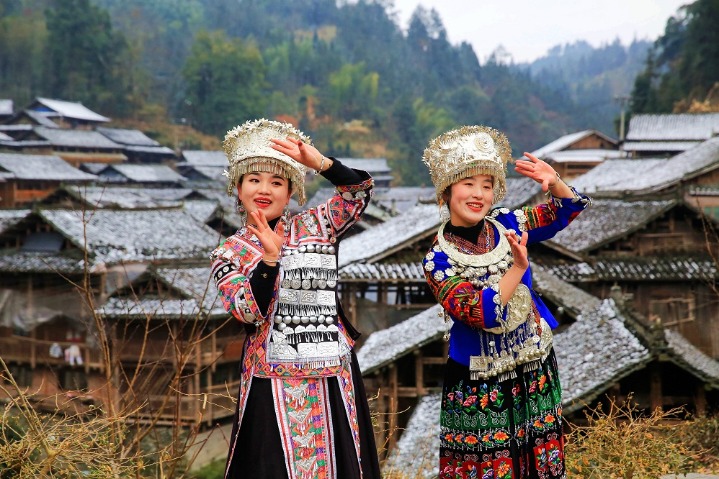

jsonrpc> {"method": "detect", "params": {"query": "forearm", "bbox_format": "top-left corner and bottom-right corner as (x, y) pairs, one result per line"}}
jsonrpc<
(547, 175), (575, 199)
(498, 265), (527, 306)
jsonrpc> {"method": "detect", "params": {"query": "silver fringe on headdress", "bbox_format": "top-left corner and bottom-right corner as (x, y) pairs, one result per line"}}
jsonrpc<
(422, 125), (512, 204)
(223, 118), (310, 205)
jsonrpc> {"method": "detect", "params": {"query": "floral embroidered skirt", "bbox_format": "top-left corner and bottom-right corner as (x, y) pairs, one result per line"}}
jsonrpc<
(439, 349), (565, 479)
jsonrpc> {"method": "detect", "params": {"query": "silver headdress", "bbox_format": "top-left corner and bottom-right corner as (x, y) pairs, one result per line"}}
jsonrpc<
(422, 125), (511, 204)
(223, 118), (310, 205)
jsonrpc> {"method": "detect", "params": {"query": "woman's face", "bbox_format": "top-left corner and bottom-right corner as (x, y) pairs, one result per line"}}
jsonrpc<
(237, 171), (291, 222)
(448, 174), (494, 227)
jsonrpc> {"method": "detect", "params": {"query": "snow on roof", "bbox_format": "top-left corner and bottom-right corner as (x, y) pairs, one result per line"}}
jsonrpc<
(0, 99), (13, 116)
(65, 185), (194, 209)
(190, 166), (226, 182)
(125, 145), (176, 156)
(340, 262), (426, 282)
(530, 130), (615, 158)
(574, 138), (719, 196)
(106, 164), (186, 183)
(0, 132), (13, 141)
(98, 297), (208, 319)
(180, 150), (226, 166)
(0, 251), (85, 274)
(0, 209), (31, 234)
(23, 110), (60, 128)
(500, 176), (541, 208)
(548, 199), (675, 253)
(663, 329), (719, 386)
(544, 149), (627, 163)
(155, 266), (223, 312)
(545, 256), (718, 282)
(34, 126), (122, 149)
(336, 157), (391, 174)
(626, 113), (719, 141)
(39, 208), (219, 264)
(531, 264), (600, 315)
(621, 141), (701, 152)
(384, 393), (441, 479)
(357, 304), (444, 374)
(339, 203), (439, 267)
(555, 299), (652, 412)
(96, 127), (160, 146)
(33, 97), (110, 123)
(182, 199), (220, 223)
(0, 153), (97, 181)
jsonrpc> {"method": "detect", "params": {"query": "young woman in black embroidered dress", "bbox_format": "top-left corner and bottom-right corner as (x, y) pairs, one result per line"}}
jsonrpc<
(210, 119), (380, 479)
(421, 125), (591, 479)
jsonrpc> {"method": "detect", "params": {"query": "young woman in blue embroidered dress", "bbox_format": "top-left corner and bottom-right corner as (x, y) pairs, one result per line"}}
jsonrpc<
(210, 119), (380, 479)
(421, 125), (591, 479)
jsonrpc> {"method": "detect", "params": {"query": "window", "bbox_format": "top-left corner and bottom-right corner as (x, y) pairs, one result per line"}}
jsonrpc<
(649, 295), (695, 326)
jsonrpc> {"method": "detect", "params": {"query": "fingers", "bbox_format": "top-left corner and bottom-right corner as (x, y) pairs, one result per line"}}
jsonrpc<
(520, 231), (528, 246)
(523, 152), (539, 162)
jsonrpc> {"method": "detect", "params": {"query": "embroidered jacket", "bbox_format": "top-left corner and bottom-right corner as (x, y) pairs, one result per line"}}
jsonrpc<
(211, 171), (373, 379)
(424, 189), (591, 379)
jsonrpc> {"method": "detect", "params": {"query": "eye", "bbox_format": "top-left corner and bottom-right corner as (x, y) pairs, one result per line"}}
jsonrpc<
(272, 181), (284, 187)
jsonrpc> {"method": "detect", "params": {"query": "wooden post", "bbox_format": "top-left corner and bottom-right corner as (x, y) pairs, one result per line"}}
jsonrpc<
(349, 285), (358, 326)
(414, 349), (425, 397)
(388, 365), (398, 453)
(695, 384), (707, 416)
(650, 363), (663, 411)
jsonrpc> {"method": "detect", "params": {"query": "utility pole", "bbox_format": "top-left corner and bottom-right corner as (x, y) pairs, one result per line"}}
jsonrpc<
(614, 95), (630, 144)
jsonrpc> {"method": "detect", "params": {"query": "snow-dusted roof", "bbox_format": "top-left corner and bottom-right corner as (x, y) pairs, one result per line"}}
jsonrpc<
(357, 304), (444, 374)
(384, 393), (441, 479)
(38, 208), (219, 264)
(96, 127), (161, 147)
(570, 158), (666, 194)
(0, 99), (12, 116)
(63, 185), (194, 209)
(183, 199), (221, 223)
(500, 176), (541, 208)
(545, 256), (718, 282)
(32, 97), (110, 123)
(340, 262), (425, 282)
(34, 126), (122, 149)
(125, 145), (176, 156)
(0, 252), (85, 274)
(548, 199), (676, 253)
(621, 141), (701, 153)
(0, 153), (97, 181)
(663, 329), (719, 386)
(531, 264), (600, 315)
(0, 132), (13, 141)
(103, 164), (186, 183)
(180, 150), (226, 166)
(530, 130), (616, 158)
(23, 110), (60, 128)
(339, 203), (439, 267)
(626, 113), (719, 141)
(156, 266), (222, 311)
(0, 209), (31, 234)
(544, 148), (627, 163)
(336, 157), (391, 174)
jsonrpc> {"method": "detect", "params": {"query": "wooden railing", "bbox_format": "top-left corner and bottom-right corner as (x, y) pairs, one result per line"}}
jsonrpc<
(0, 336), (104, 371)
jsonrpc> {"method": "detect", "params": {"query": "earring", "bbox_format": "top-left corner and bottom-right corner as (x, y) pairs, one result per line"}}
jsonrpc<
(236, 199), (246, 226)
(439, 203), (450, 222)
(281, 204), (291, 229)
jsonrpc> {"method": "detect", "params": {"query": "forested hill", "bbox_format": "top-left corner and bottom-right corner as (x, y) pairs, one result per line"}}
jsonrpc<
(0, 0), (684, 185)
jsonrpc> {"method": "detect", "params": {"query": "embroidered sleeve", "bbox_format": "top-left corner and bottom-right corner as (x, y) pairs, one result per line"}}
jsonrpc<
(423, 245), (502, 330)
(503, 186), (591, 244)
(209, 235), (273, 324)
(319, 170), (374, 239)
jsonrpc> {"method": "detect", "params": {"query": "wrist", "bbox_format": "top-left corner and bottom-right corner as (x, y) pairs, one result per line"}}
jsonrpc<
(262, 255), (279, 265)
(548, 171), (562, 189)
(314, 156), (327, 175)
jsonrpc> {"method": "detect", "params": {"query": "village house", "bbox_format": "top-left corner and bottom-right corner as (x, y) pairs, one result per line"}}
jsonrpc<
(96, 127), (177, 164)
(622, 112), (719, 158)
(526, 129), (623, 180)
(9, 97), (110, 130)
(90, 163), (188, 187)
(0, 152), (97, 207)
(0, 99), (13, 123)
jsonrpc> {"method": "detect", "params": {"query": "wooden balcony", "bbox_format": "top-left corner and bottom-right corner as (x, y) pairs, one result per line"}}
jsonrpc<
(0, 336), (104, 371)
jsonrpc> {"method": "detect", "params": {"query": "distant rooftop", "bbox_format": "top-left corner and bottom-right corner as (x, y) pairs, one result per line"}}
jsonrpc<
(0, 99), (13, 116)
(96, 127), (161, 147)
(180, 150), (226, 166)
(101, 164), (186, 184)
(0, 153), (97, 181)
(530, 129), (617, 159)
(29, 97), (110, 123)
(626, 113), (719, 141)
(34, 126), (122, 149)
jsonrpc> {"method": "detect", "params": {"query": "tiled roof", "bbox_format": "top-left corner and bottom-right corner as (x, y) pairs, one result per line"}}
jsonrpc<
(621, 141), (700, 152)
(548, 199), (675, 253)
(183, 199), (221, 223)
(0, 99), (12, 116)
(0, 209), (31, 234)
(155, 266), (222, 312)
(189, 166), (226, 182)
(34, 126), (122, 149)
(0, 252), (85, 274)
(336, 157), (391, 174)
(39, 208), (219, 264)
(544, 256), (718, 282)
(0, 132), (13, 141)
(0, 153), (97, 181)
(64, 185), (194, 209)
(104, 164), (186, 183)
(96, 127), (160, 146)
(33, 97), (110, 123)
(530, 130), (616, 158)
(663, 329), (719, 386)
(339, 262), (425, 282)
(501, 176), (541, 208)
(23, 110), (60, 128)
(125, 145), (175, 155)
(626, 113), (719, 141)
(339, 203), (439, 267)
(544, 149), (627, 163)
(357, 304), (444, 374)
(573, 138), (719, 195)
(530, 264), (600, 315)
(99, 297), (208, 319)
(180, 150), (226, 166)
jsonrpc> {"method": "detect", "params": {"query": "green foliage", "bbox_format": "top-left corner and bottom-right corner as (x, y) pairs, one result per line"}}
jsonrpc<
(182, 30), (268, 135)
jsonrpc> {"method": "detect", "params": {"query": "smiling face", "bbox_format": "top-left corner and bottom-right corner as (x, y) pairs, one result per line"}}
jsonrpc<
(237, 171), (291, 222)
(446, 174), (494, 227)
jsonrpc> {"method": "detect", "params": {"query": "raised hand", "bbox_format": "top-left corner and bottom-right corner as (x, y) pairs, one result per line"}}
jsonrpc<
(505, 230), (529, 270)
(514, 152), (559, 192)
(246, 209), (285, 261)
(270, 137), (330, 172)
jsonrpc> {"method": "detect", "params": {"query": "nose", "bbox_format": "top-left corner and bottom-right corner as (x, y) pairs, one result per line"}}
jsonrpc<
(258, 179), (271, 194)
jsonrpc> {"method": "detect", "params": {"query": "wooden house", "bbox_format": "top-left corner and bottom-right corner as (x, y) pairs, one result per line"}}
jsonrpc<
(96, 127), (176, 164)
(92, 163), (188, 188)
(0, 153), (97, 207)
(337, 157), (393, 188)
(623, 113), (719, 158)
(527, 129), (622, 180)
(0, 207), (219, 414)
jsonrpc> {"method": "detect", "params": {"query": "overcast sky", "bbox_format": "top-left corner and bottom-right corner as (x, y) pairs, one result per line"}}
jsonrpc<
(389, 0), (688, 63)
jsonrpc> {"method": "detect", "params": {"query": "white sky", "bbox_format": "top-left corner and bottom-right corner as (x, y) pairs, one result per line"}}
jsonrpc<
(389, 0), (689, 63)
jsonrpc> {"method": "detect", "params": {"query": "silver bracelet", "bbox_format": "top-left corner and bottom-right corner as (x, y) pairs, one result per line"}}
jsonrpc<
(314, 156), (326, 175)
